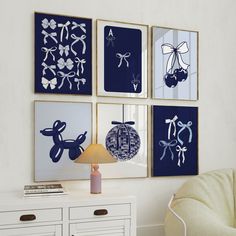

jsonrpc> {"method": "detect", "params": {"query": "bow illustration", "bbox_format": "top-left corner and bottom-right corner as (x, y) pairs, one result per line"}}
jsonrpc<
(71, 22), (86, 33)
(41, 77), (57, 90)
(41, 30), (58, 44)
(71, 34), (86, 55)
(176, 145), (187, 167)
(74, 78), (86, 90)
(116, 52), (131, 68)
(41, 46), (57, 61)
(159, 139), (177, 161)
(57, 71), (76, 90)
(75, 57), (86, 76)
(58, 21), (71, 42)
(165, 115), (178, 140)
(41, 62), (56, 76)
(177, 121), (193, 145)
(59, 44), (70, 57)
(57, 58), (74, 70)
(161, 41), (189, 73)
(41, 18), (57, 30)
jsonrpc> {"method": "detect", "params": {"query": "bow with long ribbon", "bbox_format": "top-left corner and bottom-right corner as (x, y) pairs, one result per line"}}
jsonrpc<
(71, 22), (86, 33)
(116, 52), (131, 68)
(41, 18), (57, 30)
(74, 78), (86, 90)
(41, 77), (57, 90)
(57, 58), (74, 70)
(57, 71), (76, 90)
(42, 30), (58, 44)
(41, 62), (56, 76)
(58, 21), (71, 42)
(159, 139), (177, 161)
(176, 145), (187, 167)
(71, 34), (86, 55)
(165, 115), (178, 140)
(59, 44), (70, 57)
(177, 121), (193, 145)
(74, 57), (86, 76)
(161, 41), (189, 73)
(41, 46), (57, 61)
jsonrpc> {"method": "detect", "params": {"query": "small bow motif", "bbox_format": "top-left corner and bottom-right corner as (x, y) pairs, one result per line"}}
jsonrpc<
(159, 139), (177, 161)
(106, 29), (116, 47)
(57, 71), (76, 90)
(161, 41), (189, 73)
(41, 18), (57, 30)
(74, 78), (86, 90)
(41, 77), (57, 90)
(176, 145), (187, 167)
(131, 74), (140, 91)
(41, 30), (58, 44)
(71, 22), (86, 33)
(116, 52), (131, 68)
(41, 62), (56, 76)
(177, 121), (193, 145)
(71, 34), (86, 55)
(57, 58), (74, 70)
(165, 115), (178, 140)
(59, 44), (70, 57)
(41, 46), (57, 61)
(58, 21), (71, 42)
(75, 57), (86, 76)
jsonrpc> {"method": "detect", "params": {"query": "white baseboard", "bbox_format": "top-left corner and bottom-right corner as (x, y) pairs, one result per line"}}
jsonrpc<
(137, 224), (164, 236)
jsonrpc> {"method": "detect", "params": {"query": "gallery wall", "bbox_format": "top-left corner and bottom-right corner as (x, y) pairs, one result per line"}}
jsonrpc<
(1, 0), (236, 235)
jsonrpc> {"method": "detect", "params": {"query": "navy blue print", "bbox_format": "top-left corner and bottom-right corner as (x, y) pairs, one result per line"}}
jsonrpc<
(161, 42), (189, 88)
(152, 105), (198, 176)
(104, 26), (142, 93)
(35, 13), (92, 95)
(40, 120), (87, 162)
(105, 105), (140, 161)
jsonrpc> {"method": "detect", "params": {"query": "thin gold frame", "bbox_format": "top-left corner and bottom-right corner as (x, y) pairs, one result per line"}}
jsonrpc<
(151, 25), (199, 101)
(96, 102), (149, 179)
(34, 100), (93, 182)
(96, 19), (149, 99)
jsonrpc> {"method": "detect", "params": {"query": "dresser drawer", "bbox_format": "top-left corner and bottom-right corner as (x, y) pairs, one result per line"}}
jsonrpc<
(70, 204), (130, 220)
(0, 208), (62, 225)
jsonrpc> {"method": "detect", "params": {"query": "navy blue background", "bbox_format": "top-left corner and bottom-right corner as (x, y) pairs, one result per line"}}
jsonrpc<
(35, 12), (92, 95)
(104, 26), (142, 93)
(152, 105), (198, 176)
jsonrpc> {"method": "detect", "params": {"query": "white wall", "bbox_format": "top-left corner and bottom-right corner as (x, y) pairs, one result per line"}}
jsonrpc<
(1, 0), (236, 235)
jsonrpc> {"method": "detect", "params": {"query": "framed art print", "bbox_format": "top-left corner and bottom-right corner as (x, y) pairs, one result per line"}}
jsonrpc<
(97, 20), (148, 98)
(35, 12), (92, 95)
(35, 101), (92, 181)
(152, 26), (198, 100)
(97, 103), (148, 178)
(152, 105), (198, 176)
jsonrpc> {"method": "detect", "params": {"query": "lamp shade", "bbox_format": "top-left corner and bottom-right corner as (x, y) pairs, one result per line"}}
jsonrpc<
(74, 144), (117, 164)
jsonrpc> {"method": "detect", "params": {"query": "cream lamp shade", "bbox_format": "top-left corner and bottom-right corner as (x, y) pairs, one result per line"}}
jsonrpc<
(74, 144), (117, 164)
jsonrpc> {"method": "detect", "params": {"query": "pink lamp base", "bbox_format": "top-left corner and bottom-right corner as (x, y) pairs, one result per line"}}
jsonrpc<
(90, 164), (101, 194)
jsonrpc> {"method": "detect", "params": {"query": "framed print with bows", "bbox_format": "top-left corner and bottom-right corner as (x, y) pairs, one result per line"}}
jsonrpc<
(152, 105), (198, 176)
(97, 20), (148, 98)
(97, 103), (148, 178)
(34, 12), (92, 95)
(152, 26), (198, 100)
(35, 101), (92, 181)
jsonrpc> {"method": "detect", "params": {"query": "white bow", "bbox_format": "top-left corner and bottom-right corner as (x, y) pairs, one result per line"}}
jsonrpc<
(71, 22), (86, 33)
(116, 52), (131, 68)
(165, 115), (178, 140)
(41, 62), (56, 75)
(57, 71), (76, 90)
(131, 74), (140, 91)
(41, 30), (58, 44)
(161, 41), (189, 73)
(41, 46), (57, 61)
(41, 18), (57, 30)
(59, 44), (70, 57)
(74, 78), (86, 90)
(75, 57), (86, 76)
(57, 58), (74, 70)
(58, 21), (71, 42)
(176, 145), (187, 167)
(41, 77), (57, 90)
(71, 34), (86, 55)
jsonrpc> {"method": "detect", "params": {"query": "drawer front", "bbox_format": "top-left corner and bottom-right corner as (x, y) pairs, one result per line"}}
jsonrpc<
(70, 204), (130, 220)
(0, 208), (62, 225)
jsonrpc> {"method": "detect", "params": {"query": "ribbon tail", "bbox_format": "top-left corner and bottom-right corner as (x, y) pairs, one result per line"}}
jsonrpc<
(125, 58), (129, 68)
(188, 128), (193, 143)
(173, 122), (176, 137)
(76, 64), (80, 76)
(52, 36), (58, 44)
(82, 40), (86, 54)
(66, 27), (69, 40)
(167, 124), (171, 140)
(81, 64), (84, 74)
(166, 52), (175, 73)
(58, 77), (65, 89)
(60, 28), (63, 42)
(169, 147), (174, 161)
(182, 152), (185, 164)
(160, 147), (167, 160)
(43, 37), (47, 44)
(177, 53), (189, 70)
(177, 128), (184, 146)
(67, 77), (72, 90)
(71, 41), (77, 56)
(42, 68), (46, 75)
(118, 59), (122, 68)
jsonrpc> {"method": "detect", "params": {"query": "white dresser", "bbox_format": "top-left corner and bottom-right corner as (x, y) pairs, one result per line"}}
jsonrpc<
(0, 191), (136, 236)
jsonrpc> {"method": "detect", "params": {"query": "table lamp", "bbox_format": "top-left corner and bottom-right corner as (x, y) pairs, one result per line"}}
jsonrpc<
(74, 144), (117, 194)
